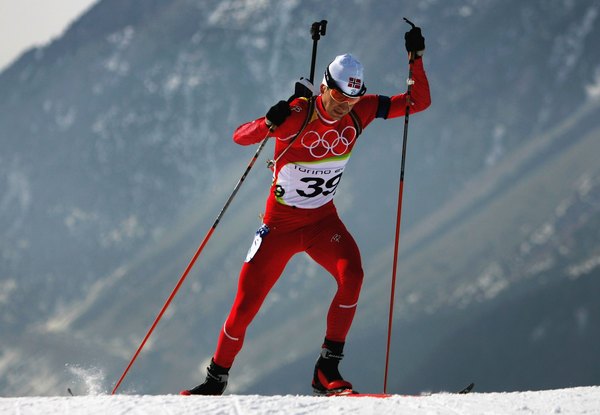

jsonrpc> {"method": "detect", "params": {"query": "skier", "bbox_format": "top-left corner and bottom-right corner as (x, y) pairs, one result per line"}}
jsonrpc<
(182, 23), (430, 396)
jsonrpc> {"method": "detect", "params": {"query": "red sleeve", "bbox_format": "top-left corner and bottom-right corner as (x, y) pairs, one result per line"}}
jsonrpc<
(232, 117), (271, 145)
(350, 57), (431, 128)
(232, 98), (310, 146)
(387, 57), (431, 118)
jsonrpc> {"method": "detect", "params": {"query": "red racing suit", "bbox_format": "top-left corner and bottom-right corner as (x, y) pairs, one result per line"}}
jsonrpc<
(213, 57), (431, 368)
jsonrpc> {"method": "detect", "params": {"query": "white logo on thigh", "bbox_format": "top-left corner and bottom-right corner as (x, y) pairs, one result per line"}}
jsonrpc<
(331, 233), (341, 243)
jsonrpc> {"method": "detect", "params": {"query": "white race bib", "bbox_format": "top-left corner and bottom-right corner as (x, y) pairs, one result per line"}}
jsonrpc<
(274, 155), (351, 208)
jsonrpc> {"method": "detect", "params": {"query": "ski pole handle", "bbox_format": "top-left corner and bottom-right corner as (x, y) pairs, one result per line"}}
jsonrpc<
(403, 17), (416, 29)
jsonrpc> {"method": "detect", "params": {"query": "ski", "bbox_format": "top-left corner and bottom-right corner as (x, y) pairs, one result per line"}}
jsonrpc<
(325, 382), (475, 398)
(458, 382), (475, 394)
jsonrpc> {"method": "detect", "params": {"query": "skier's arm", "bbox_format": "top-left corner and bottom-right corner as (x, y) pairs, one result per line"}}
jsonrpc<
(233, 98), (308, 145)
(363, 22), (429, 120)
(232, 118), (271, 145)
(352, 22), (430, 125)
(387, 56), (431, 118)
(350, 56), (431, 127)
(387, 21), (430, 117)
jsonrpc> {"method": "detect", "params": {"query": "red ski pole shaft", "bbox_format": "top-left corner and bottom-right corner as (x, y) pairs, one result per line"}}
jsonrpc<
(111, 136), (269, 395)
(383, 50), (415, 394)
(112, 19), (327, 394)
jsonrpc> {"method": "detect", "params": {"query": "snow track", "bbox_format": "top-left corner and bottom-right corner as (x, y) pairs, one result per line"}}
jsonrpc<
(1, 386), (598, 415)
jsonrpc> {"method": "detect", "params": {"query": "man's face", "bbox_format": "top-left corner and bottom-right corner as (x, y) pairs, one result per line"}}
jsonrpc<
(320, 84), (360, 120)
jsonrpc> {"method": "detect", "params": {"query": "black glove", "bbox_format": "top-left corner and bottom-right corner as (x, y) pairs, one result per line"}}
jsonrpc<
(265, 100), (291, 127)
(404, 25), (425, 56)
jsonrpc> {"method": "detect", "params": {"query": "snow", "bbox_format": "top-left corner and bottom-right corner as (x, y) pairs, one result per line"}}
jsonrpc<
(1, 387), (599, 415)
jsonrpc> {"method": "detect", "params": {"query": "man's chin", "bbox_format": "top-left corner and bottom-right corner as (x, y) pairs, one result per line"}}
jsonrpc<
(330, 110), (347, 120)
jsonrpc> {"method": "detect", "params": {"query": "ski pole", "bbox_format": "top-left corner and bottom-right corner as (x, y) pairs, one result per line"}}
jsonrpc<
(111, 20), (328, 395)
(111, 136), (269, 395)
(383, 17), (417, 395)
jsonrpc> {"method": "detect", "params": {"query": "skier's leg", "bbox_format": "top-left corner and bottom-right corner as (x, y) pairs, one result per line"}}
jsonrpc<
(214, 225), (297, 368)
(306, 215), (364, 343)
(306, 214), (363, 394)
(182, 223), (298, 395)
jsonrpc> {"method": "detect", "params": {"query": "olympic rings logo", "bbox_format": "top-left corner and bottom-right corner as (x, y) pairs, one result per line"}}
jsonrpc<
(300, 126), (357, 158)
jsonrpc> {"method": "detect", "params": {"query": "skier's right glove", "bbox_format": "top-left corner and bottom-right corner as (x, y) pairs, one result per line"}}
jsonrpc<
(265, 100), (292, 129)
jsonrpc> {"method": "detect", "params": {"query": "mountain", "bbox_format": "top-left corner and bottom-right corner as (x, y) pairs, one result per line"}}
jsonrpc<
(0, 0), (599, 396)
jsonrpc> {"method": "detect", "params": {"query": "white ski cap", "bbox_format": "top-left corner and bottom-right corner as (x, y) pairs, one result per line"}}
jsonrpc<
(323, 53), (367, 97)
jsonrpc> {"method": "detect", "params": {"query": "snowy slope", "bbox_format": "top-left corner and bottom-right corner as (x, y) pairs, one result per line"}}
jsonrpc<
(1, 387), (599, 415)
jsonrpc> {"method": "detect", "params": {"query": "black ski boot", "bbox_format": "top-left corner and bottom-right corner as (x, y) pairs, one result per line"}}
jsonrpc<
(312, 339), (355, 395)
(180, 359), (229, 396)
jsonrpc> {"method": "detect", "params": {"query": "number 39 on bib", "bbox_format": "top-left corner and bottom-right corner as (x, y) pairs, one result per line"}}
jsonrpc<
(274, 157), (349, 209)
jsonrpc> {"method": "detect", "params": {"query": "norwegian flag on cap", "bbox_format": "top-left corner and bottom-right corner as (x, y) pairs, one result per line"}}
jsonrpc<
(348, 77), (362, 89)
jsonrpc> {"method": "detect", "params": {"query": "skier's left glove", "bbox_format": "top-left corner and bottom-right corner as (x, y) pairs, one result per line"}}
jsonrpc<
(405, 25), (425, 57)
